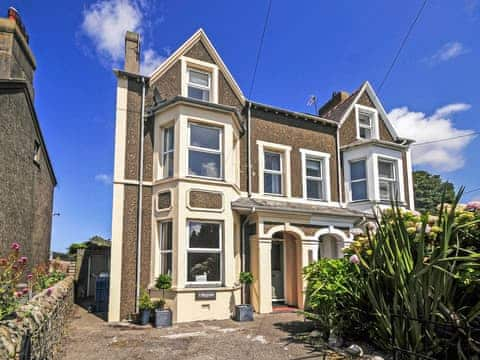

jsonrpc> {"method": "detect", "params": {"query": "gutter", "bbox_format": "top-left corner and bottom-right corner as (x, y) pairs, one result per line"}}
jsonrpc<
(135, 76), (147, 313)
(336, 127), (343, 205)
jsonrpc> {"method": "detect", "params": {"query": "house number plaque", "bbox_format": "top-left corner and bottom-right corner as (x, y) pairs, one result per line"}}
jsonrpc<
(195, 291), (216, 301)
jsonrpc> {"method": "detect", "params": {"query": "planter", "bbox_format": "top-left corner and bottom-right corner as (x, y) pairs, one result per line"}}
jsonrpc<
(234, 304), (254, 322)
(153, 308), (172, 328)
(138, 309), (151, 325)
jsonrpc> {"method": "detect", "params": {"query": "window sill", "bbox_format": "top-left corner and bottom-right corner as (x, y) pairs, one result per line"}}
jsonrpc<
(173, 285), (241, 293)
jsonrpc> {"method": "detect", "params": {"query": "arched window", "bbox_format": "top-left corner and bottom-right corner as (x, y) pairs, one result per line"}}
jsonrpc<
(319, 234), (341, 259)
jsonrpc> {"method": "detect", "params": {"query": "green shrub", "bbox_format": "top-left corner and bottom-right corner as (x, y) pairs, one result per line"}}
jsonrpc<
(303, 258), (368, 339)
(138, 289), (154, 311)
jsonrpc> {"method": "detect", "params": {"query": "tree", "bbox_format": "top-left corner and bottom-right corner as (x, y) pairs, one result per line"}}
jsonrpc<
(413, 170), (455, 213)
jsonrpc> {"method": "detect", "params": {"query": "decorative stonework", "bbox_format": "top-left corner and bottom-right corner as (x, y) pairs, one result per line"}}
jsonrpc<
(189, 190), (223, 210)
(157, 191), (171, 210)
(0, 277), (74, 360)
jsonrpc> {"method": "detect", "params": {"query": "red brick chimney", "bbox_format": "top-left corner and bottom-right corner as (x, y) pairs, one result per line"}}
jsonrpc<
(318, 91), (350, 116)
(7, 7), (28, 42)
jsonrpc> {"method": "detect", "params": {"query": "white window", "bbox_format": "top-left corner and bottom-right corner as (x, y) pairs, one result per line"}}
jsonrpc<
(162, 126), (174, 178)
(350, 159), (368, 201)
(187, 221), (222, 285)
(356, 105), (377, 140)
(188, 123), (222, 179)
(378, 158), (399, 201)
(187, 68), (211, 101)
(158, 221), (173, 276)
(305, 158), (325, 200)
(33, 140), (40, 164)
(264, 151), (282, 195)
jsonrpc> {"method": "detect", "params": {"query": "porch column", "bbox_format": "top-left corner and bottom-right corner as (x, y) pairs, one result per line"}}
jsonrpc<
(299, 239), (318, 309)
(250, 235), (272, 314)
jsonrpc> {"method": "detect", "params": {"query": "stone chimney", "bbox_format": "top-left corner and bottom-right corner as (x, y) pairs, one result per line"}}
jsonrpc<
(318, 91), (350, 116)
(0, 7), (36, 96)
(125, 31), (140, 73)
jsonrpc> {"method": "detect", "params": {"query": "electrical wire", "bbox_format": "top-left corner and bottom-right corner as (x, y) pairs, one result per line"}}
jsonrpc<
(378, 0), (428, 93)
(412, 132), (480, 146)
(248, 0), (273, 98)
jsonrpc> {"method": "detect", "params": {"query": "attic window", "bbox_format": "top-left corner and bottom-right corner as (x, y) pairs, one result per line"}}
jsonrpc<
(355, 105), (377, 140)
(187, 68), (211, 101)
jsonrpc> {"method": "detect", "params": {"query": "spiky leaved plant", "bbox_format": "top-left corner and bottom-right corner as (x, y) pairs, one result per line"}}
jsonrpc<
(356, 188), (480, 359)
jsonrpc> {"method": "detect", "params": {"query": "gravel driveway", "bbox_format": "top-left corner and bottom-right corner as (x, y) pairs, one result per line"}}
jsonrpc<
(58, 305), (343, 360)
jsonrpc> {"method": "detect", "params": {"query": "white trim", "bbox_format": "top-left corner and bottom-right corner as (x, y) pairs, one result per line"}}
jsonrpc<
(377, 157), (400, 201)
(113, 78), (127, 182)
(155, 189), (173, 212)
(300, 148), (331, 202)
(187, 122), (223, 180)
(355, 104), (379, 140)
(181, 56), (219, 104)
(160, 125), (175, 179)
(186, 188), (224, 213)
(257, 141), (292, 197)
(405, 149), (415, 210)
(156, 220), (173, 279)
(149, 29), (244, 102)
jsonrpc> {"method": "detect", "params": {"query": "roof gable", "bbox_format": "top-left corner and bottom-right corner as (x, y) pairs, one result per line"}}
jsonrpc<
(149, 29), (244, 103)
(336, 81), (399, 140)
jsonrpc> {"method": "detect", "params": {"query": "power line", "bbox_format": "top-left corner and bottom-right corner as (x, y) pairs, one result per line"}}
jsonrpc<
(378, 0), (428, 93)
(465, 187), (480, 194)
(248, 0), (273, 98)
(412, 132), (480, 146)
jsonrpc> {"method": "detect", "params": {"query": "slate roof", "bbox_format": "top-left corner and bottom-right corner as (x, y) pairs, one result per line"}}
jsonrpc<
(231, 197), (367, 218)
(320, 87), (361, 123)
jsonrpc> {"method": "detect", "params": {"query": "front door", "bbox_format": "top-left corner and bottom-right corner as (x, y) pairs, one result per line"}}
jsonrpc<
(271, 240), (284, 302)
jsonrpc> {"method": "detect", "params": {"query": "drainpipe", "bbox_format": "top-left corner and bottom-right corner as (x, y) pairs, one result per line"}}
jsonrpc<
(135, 76), (147, 313)
(336, 126), (343, 205)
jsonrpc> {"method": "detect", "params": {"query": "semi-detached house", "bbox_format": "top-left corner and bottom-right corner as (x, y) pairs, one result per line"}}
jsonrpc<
(108, 29), (415, 323)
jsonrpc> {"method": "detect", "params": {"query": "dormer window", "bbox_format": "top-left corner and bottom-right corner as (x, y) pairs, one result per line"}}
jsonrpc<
(355, 105), (377, 140)
(187, 68), (211, 101)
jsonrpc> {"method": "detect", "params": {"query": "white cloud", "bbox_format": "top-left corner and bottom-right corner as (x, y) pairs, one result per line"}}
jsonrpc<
(388, 103), (475, 172)
(426, 42), (469, 65)
(80, 0), (165, 73)
(95, 173), (112, 185)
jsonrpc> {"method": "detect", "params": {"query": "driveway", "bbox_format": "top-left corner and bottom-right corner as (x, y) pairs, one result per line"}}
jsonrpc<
(58, 305), (344, 360)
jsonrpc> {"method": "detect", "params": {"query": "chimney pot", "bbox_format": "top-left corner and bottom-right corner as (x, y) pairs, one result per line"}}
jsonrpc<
(7, 7), (29, 42)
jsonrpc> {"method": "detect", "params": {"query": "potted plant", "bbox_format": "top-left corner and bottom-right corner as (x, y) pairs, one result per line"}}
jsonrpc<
(234, 272), (254, 321)
(153, 274), (172, 328)
(138, 289), (154, 325)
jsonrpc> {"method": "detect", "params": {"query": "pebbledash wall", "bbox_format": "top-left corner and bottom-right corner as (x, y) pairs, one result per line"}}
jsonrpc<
(0, 277), (74, 360)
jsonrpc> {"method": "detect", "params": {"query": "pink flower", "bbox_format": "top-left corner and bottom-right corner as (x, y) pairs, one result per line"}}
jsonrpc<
(0, 258), (7, 266)
(11, 242), (20, 251)
(27, 274), (33, 280)
(15, 291), (23, 298)
(18, 256), (27, 264)
(22, 288), (29, 294)
(466, 201), (480, 211)
(349, 254), (360, 264)
(46, 287), (53, 296)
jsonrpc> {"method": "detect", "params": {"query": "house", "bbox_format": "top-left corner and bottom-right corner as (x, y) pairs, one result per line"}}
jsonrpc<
(108, 29), (414, 323)
(0, 8), (56, 268)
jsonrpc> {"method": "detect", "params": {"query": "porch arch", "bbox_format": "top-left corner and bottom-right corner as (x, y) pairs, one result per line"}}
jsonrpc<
(265, 223), (305, 239)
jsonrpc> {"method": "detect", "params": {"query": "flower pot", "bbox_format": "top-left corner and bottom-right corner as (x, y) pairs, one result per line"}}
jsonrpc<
(153, 308), (172, 328)
(234, 304), (254, 322)
(138, 309), (151, 325)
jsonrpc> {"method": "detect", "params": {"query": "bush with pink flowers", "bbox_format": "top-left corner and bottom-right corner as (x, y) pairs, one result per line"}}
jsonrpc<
(0, 243), (29, 320)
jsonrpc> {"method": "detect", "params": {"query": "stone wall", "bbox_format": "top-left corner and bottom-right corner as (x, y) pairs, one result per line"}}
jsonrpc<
(0, 277), (74, 360)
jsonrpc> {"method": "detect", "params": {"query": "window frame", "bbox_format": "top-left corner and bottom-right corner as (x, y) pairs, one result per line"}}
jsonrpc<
(350, 159), (368, 202)
(161, 126), (174, 178)
(187, 122), (223, 180)
(187, 68), (211, 102)
(257, 141), (292, 197)
(300, 149), (331, 202)
(355, 104), (378, 140)
(377, 158), (399, 201)
(186, 220), (223, 287)
(263, 151), (283, 196)
(158, 221), (173, 277)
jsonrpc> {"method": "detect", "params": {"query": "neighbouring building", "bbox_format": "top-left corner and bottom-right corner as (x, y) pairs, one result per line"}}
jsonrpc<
(0, 8), (56, 267)
(109, 29), (414, 323)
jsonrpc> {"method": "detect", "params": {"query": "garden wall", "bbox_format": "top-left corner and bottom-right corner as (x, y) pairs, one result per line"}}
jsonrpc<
(0, 276), (74, 360)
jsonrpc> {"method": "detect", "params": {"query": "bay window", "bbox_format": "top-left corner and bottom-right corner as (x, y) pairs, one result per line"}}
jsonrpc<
(378, 158), (399, 201)
(158, 221), (172, 276)
(187, 68), (211, 101)
(264, 151), (282, 195)
(187, 221), (222, 285)
(162, 126), (174, 178)
(188, 123), (222, 179)
(350, 159), (367, 201)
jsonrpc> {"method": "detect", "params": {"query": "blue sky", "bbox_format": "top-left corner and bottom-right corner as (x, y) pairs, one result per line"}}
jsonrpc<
(8, 0), (480, 252)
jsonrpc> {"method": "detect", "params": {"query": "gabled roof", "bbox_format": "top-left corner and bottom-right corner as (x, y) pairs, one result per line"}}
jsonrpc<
(322, 81), (400, 141)
(149, 28), (244, 103)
